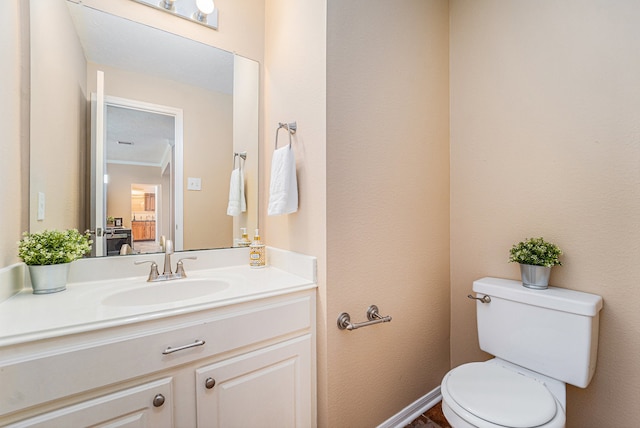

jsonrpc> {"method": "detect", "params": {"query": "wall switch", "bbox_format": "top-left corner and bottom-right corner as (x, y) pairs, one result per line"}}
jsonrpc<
(187, 177), (202, 191)
(37, 192), (45, 221)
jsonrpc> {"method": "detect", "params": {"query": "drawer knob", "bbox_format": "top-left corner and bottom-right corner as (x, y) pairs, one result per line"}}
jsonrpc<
(205, 377), (216, 389)
(153, 393), (166, 407)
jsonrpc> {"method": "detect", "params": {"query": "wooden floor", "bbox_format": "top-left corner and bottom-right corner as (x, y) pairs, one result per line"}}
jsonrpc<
(404, 401), (452, 428)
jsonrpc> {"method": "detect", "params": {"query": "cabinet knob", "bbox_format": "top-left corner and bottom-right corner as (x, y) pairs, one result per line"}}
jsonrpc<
(153, 393), (166, 407)
(205, 377), (216, 389)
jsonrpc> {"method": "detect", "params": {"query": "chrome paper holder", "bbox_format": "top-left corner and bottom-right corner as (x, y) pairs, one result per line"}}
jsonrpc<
(337, 305), (392, 331)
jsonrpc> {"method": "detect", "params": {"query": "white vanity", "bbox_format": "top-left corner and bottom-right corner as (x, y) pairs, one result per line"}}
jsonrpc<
(0, 248), (317, 427)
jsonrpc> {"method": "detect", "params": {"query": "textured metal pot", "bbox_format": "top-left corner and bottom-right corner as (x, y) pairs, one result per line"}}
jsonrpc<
(519, 264), (551, 289)
(28, 263), (70, 294)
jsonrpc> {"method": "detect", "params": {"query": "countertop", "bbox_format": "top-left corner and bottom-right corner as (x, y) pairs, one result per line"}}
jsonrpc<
(0, 248), (317, 348)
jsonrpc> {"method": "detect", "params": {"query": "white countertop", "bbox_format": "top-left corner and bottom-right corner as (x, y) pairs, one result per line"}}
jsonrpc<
(0, 248), (317, 348)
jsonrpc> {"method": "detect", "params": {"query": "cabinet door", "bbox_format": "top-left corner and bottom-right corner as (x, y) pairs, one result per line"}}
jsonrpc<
(10, 378), (173, 428)
(132, 222), (143, 241)
(144, 193), (155, 211)
(195, 335), (313, 428)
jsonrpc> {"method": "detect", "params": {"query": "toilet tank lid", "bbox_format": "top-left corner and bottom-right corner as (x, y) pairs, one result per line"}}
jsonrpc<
(473, 277), (603, 317)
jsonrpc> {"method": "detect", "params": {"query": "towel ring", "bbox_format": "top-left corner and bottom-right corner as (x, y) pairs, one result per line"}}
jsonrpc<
(275, 122), (296, 150)
(233, 151), (247, 168)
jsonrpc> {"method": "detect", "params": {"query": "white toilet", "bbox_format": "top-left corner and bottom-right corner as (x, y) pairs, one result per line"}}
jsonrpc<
(441, 277), (603, 428)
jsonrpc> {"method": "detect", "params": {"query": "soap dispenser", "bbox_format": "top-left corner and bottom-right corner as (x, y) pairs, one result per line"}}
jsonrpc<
(249, 229), (265, 268)
(238, 228), (251, 247)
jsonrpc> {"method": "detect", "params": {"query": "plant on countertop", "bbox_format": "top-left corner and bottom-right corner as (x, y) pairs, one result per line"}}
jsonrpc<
(18, 229), (93, 266)
(508, 237), (563, 268)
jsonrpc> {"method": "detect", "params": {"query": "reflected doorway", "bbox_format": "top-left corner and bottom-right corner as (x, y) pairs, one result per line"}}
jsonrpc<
(130, 184), (162, 253)
(94, 93), (184, 256)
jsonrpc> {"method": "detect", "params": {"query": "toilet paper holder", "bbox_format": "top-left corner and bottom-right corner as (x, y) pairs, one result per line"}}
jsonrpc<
(337, 305), (392, 331)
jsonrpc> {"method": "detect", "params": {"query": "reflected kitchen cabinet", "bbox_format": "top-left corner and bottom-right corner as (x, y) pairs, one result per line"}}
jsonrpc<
(144, 193), (155, 211)
(132, 221), (155, 241)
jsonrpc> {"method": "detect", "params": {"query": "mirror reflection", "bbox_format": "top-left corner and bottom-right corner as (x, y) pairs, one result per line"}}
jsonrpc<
(29, 0), (259, 257)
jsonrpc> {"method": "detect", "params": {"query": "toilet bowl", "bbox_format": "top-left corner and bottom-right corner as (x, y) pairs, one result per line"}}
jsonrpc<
(443, 277), (603, 428)
(441, 359), (565, 428)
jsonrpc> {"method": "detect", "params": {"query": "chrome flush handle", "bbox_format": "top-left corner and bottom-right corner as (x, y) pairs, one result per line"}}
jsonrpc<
(467, 294), (491, 304)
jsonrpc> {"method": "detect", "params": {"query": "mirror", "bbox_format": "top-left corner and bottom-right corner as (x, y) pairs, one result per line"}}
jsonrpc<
(29, 0), (259, 256)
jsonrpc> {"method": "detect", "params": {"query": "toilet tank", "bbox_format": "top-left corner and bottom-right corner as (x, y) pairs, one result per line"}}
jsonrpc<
(473, 277), (603, 388)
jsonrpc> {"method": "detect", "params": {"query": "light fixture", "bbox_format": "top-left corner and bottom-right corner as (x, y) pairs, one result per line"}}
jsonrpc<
(194, 0), (215, 23)
(134, 0), (219, 30)
(161, 0), (175, 10)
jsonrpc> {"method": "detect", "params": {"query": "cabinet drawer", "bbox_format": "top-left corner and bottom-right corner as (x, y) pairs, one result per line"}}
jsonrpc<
(8, 377), (173, 428)
(1, 294), (313, 416)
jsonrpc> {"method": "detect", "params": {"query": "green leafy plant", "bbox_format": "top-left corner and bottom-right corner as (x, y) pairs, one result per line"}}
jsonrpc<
(508, 237), (563, 267)
(18, 229), (93, 266)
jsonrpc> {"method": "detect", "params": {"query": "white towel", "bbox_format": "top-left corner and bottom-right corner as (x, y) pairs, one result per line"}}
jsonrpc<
(226, 167), (246, 216)
(268, 144), (298, 216)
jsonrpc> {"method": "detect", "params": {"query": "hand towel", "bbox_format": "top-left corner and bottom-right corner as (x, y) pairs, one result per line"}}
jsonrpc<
(226, 167), (246, 216)
(268, 144), (298, 216)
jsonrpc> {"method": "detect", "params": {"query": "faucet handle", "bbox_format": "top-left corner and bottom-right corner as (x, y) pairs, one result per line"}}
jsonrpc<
(135, 260), (160, 281)
(176, 256), (197, 277)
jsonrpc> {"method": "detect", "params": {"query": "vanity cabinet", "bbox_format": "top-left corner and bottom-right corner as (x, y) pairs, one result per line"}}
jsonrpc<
(0, 290), (316, 427)
(196, 335), (312, 428)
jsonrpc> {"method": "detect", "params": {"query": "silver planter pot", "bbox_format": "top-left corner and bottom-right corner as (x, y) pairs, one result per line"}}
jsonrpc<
(519, 264), (551, 289)
(28, 263), (70, 294)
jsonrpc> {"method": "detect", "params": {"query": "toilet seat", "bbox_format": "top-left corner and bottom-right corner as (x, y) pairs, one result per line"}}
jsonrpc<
(441, 361), (565, 428)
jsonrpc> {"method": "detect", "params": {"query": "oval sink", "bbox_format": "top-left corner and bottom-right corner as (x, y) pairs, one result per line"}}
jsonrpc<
(102, 278), (230, 307)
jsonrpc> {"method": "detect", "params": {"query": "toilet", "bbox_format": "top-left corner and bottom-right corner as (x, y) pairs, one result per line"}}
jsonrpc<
(441, 277), (603, 428)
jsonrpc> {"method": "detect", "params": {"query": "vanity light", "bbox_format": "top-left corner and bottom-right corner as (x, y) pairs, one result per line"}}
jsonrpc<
(161, 0), (175, 10)
(134, 0), (219, 30)
(194, 0), (215, 23)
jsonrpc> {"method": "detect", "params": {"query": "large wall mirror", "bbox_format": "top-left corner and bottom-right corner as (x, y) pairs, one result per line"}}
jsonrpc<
(29, 0), (259, 257)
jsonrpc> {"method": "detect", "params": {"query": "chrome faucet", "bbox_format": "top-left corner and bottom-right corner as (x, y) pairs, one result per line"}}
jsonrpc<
(163, 239), (174, 275)
(134, 239), (197, 282)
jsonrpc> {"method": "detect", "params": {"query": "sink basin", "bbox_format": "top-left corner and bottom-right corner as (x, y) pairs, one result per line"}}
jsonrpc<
(102, 278), (230, 307)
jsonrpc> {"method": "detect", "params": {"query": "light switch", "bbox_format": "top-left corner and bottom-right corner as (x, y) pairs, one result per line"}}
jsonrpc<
(187, 177), (202, 191)
(37, 192), (45, 221)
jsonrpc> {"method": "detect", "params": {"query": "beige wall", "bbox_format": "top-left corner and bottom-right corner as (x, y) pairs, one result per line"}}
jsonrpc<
(325, 1), (450, 425)
(29, 0), (87, 232)
(263, 0), (327, 423)
(0, 0), (29, 266)
(450, 1), (640, 426)
(265, 0), (450, 426)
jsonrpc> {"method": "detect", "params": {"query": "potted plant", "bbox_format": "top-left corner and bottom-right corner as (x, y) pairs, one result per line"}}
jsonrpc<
(18, 229), (92, 294)
(508, 237), (562, 289)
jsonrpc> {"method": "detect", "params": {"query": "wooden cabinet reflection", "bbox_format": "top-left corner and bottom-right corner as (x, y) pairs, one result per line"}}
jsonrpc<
(131, 220), (156, 241)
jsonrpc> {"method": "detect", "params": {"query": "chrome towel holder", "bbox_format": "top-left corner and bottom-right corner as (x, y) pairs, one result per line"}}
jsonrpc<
(232, 151), (246, 168)
(337, 305), (392, 331)
(275, 121), (297, 149)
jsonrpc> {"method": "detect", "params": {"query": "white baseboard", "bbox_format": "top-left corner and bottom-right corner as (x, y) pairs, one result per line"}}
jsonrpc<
(377, 386), (442, 428)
